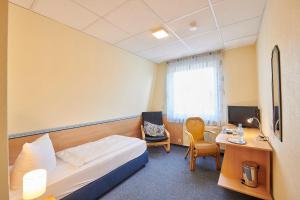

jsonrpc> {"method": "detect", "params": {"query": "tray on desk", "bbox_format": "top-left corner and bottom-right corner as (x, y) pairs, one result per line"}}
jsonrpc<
(227, 137), (246, 145)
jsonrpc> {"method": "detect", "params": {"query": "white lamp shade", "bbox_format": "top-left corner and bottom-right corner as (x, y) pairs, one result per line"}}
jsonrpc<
(23, 169), (47, 200)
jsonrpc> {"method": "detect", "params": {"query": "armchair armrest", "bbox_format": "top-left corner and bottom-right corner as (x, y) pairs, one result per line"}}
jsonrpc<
(204, 131), (219, 143)
(184, 130), (195, 148)
(204, 125), (222, 143)
(140, 125), (146, 140)
(205, 130), (216, 134)
(164, 125), (170, 139)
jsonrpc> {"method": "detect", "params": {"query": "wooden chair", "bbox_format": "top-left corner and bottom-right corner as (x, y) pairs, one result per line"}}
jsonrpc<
(141, 112), (171, 153)
(184, 117), (220, 171)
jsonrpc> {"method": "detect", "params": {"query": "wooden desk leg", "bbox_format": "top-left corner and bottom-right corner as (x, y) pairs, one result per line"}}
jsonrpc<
(216, 143), (221, 170)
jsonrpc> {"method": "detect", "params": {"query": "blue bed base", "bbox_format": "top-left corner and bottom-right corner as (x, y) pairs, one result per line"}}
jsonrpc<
(62, 150), (149, 200)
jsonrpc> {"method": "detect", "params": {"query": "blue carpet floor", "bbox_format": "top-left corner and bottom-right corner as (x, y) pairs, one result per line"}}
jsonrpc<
(100, 145), (258, 200)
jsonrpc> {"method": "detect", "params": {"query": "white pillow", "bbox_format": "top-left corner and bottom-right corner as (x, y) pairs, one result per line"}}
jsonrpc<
(10, 134), (56, 190)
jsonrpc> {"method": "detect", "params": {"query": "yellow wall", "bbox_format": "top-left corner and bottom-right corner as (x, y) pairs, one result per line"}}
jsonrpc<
(256, 0), (300, 199)
(151, 45), (259, 113)
(8, 4), (157, 134)
(0, 0), (9, 199)
(151, 62), (167, 111)
(223, 45), (258, 106)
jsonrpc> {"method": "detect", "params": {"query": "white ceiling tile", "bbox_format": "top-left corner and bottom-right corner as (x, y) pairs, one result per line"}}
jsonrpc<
(115, 37), (144, 53)
(104, 0), (162, 35)
(152, 55), (178, 63)
(211, 0), (224, 4)
(32, 0), (98, 30)
(115, 30), (177, 53)
(9, 0), (34, 8)
(159, 51), (191, 62)
(144, 0), (209, 22)
(221, 17), (260, 42)
(142, 42), (227, 62)
(213, 0), (266, 27)
(167, 8), (217, 39)
(84, 18), (129, 43)
(73, 0), (127, 16)
(191, 45), (222, 55)
(136, 41), (190, 59)
(150, 47), (213, 63)
(151, 58), (166, 63)
(224, 35), (257, 49)
(183, 30), (223, 51)
(17, 0), (265, 63)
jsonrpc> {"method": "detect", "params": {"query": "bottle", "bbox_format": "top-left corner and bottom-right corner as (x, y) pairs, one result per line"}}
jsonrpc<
(236, 123), (244, 141)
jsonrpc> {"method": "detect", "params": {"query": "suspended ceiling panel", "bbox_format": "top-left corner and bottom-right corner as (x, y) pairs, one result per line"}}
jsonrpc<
(10, 0), (267, 63)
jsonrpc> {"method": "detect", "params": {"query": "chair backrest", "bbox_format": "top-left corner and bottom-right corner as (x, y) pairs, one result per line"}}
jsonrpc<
(142, 112), (163, 125)
(185, 117), (205, 141)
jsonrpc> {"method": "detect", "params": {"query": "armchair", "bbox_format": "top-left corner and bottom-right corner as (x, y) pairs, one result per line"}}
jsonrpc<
(185, 117), (220, 171)
(141, 112), (171, 153)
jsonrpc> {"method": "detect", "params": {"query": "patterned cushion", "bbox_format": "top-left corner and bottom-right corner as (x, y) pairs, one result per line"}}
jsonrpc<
(144, 121), (165, 137)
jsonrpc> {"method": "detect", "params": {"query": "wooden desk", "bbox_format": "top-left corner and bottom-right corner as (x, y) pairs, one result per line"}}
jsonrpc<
(216, 129), (272, 200)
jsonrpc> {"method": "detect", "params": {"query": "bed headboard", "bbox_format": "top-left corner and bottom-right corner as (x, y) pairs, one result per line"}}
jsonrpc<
(9, 116), (142, 165)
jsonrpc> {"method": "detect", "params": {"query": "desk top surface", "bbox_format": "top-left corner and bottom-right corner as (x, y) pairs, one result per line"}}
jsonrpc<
(216, 128), (272, 152)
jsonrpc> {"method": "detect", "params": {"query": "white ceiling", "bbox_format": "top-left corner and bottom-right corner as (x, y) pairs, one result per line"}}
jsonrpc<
(10, 0), (267, 63)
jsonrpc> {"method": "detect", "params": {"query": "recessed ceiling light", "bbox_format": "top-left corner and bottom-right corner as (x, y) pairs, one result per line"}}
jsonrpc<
(152, 29), (169, 39)
(189, 21), (197, 31)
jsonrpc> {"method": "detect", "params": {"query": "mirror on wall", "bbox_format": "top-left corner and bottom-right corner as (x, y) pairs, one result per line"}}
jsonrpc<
(271, 45), (283, 142)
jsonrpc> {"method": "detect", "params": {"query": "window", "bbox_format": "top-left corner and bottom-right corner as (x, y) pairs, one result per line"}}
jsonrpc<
(166, 53), (224, 124)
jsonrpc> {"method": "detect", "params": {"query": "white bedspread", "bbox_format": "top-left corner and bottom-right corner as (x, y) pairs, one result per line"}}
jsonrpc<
(10, 135), (146, 200)
(56, 135), (142, 167)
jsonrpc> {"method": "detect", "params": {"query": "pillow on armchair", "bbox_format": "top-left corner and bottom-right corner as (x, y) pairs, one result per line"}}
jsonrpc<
(144, 121), (165, 137)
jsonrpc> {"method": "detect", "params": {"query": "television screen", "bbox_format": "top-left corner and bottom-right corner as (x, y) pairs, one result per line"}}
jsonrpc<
(228, 106), (260, 128)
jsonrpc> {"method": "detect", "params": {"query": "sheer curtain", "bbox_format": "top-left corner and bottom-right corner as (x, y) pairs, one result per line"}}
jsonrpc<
(166, 52), (225, 125)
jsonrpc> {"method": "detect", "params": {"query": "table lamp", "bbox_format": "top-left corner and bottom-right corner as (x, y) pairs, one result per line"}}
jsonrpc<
(247, 117), (265, 138)
(23, 169), (47, 200)
(247, 117), (261, 131)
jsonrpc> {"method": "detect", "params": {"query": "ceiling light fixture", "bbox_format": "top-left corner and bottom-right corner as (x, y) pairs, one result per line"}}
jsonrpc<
(152, 29), (169, 39)
(189, 21), (197, 31)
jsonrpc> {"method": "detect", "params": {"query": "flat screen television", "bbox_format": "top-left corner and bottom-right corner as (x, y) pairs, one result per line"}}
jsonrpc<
(228, 106), (260, 128)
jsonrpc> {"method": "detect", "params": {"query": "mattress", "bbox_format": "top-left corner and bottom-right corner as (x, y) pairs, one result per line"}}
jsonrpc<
(10, 135), (146, 200)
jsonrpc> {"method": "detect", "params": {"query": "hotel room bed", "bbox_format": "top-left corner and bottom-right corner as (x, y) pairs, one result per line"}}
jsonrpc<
(10, 135), (148, 200)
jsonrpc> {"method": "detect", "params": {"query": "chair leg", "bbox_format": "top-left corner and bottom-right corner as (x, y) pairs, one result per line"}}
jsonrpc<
(163, 143), (170, 153)
(191, 157), (196, 171)
(190, 158), (194, 171)
(184, 146), (190, 159)
(215, 153), (220, 170)
(189, 149), (193, 170)
(190, 149), (196, 171)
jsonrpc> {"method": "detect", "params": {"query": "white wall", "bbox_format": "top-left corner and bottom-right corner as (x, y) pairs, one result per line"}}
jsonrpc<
(256, 0), (300, 199)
